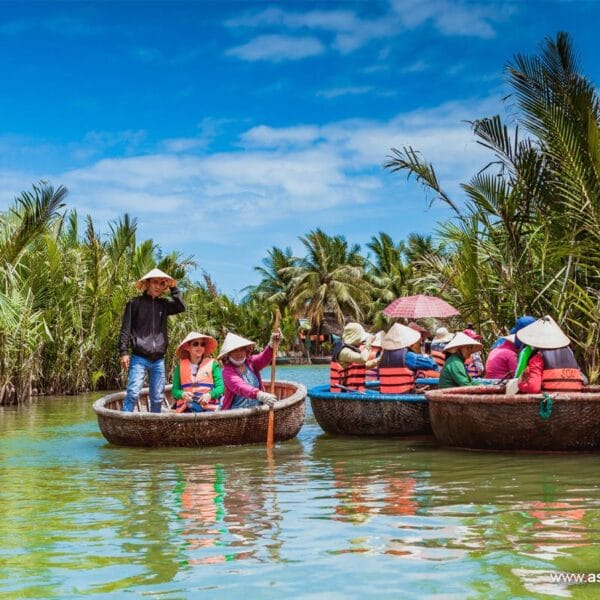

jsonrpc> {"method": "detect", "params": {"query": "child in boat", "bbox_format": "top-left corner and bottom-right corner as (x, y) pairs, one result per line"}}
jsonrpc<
(438, 332), (483, 389)
(171, 332), (223, 412)
(515, 316), (584, 394)
(119, 268), (185, 413)
(219, 331), (280, 410)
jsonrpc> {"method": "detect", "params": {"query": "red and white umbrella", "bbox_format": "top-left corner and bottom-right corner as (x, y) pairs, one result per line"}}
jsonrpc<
(383, 294), (460, 319)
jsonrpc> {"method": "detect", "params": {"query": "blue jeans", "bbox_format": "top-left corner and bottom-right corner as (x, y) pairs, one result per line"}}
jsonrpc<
(123, 354), (165, 413)
(230, 397), (260, 409)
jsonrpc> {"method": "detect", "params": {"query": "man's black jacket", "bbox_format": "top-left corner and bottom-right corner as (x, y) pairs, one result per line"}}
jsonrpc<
(119, 288), (185, 361)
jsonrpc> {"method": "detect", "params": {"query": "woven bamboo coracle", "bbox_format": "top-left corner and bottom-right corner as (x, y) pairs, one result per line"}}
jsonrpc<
(425, 385), (600, 452)
(308, 384), (431, 436)
(93, 380), (307, 448)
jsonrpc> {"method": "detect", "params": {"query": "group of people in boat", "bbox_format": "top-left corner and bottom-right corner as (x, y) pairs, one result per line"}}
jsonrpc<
(118, 269), (280, 413)
(330, 314), (585, 395)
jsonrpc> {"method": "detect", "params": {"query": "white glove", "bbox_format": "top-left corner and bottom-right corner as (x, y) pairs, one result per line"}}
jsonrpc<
(257, 391), (277, 406)
(269, 329), (284, 347)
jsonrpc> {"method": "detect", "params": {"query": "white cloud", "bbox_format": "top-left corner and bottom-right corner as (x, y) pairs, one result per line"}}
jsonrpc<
(241, 125), (322, 148)
(400, 59), (431, 74)
(162, 137), (207, 153)
(226, 7), (358, 32)
(224, 1), (514, 61)
(390, 0), (504, 38)
(317, 86), (375, 99)
(226, 34), (325, 62)
(1, 96), (502, 293)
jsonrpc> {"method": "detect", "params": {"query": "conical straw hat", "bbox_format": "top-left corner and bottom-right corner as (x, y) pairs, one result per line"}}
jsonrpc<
(371, 330), (385, 348)
(217, 332), (255, 360)
(443, 332), (483, 353)
(433, 327), (453, 343)
(515, 315), (570, 349)
(135, 268), (177, 290)
(502, 334), (516, 344)
(381, 323), (421, 351)
(175, 331), (218, 359)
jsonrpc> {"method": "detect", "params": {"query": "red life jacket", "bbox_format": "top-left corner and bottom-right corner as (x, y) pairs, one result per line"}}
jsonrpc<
(174, 358), (216, 412)
(540, 348), (583, 392)
(379, 348), (415, 394)
(330, 341), (366, 392)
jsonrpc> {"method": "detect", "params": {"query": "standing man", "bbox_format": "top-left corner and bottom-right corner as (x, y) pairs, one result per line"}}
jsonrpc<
(119, 268), (185, 412)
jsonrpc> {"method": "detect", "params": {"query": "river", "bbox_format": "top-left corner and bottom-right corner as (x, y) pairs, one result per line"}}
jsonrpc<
(1, 365), (599, 599)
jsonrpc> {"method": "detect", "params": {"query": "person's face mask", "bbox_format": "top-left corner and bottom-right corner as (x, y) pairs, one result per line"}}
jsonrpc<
(229, 355), (246, 366)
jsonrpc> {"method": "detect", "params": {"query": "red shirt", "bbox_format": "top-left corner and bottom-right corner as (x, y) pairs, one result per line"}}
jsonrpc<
(517, 353), (544, 394)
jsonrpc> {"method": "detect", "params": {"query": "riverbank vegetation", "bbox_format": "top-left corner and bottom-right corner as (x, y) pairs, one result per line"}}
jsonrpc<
(1, 32), (598, 403)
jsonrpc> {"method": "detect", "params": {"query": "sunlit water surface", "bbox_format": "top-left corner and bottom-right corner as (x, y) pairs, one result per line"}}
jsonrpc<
(1, 366), (600, 599)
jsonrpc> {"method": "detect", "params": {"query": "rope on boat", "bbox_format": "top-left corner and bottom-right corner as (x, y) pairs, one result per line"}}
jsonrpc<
(539, 392), (553, 420)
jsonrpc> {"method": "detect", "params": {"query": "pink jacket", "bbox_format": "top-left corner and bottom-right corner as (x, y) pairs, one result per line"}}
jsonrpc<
(484, 340), (517, 380)
(221, 346), (273, 410)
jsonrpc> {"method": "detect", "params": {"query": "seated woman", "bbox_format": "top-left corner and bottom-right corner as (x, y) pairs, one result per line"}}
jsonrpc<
(330, 322), (378, 392)
(485, 334), (517, 380)
(219, 331), (279, 410)
(438, 332), (483, 389)
(516, 316), (583, 394)
(171, 332), (223, 412)
(379, 323), (436, 393)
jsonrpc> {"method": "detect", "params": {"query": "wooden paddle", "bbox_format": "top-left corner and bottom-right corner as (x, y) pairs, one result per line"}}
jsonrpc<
(267, 309), (280, 449)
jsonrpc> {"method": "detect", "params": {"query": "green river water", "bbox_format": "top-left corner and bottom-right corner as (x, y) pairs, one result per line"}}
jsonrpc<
(1, 365), (600, 599)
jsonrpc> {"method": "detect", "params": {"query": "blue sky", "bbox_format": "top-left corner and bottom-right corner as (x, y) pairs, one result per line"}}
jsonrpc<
(1, 0), (598, 297)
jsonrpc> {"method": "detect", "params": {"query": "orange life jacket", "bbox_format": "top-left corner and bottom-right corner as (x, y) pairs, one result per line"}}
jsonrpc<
(416, 369), (440, 380)
(365, 348), (380, 381)
(379, 348), (415, 394)
(540, 348), (583, 392)
(431, 349), (446, 369)
(174, 358), (216, 412)
(330, 342), (366, 392)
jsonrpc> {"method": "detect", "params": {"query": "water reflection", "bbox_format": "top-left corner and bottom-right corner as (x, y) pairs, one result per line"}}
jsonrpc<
(3, 373), (600, 598)
(176, 465), (231, 565)
(175, 461), (285, 566)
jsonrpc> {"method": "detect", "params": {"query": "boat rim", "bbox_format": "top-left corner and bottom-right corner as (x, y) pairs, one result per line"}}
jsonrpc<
(93, 379), (307, 420)
(308, 383), (428, 403)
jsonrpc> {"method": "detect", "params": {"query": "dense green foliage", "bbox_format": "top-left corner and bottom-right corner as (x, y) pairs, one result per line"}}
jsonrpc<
(384, 32), (600, 382)
(0, 185), (275, 404)
(1, 33), (598, 403)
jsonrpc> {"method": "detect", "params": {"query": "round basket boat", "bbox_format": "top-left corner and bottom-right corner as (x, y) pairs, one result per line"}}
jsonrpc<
(425, 384), (600, 452)
(308, 384), (431, 436)
(93, 380), (307, 448)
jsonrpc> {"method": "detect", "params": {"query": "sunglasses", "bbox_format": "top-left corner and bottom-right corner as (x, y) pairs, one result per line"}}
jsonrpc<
(190, 341), (206, 347)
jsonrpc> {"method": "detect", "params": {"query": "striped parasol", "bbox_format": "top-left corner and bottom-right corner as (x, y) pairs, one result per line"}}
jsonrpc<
(383, 294), (460, 319)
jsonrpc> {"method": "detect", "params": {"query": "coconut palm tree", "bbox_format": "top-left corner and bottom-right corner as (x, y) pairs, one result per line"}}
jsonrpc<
(287, 229), (369, 333)
(384, 32), (600, 377)
(245, 246), (297, 309)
